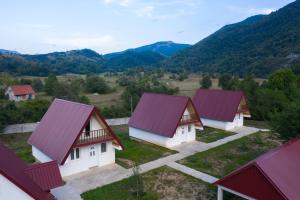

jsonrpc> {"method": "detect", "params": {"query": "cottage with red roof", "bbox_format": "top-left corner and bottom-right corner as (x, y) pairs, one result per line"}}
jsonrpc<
(129, 93), (203, 148)
(5, 85), (35, 101)
(215, 139), (300, 200)
(193, 89), (251, 130)
(0, 142), (63, 200)
(28, 99), (124, 177)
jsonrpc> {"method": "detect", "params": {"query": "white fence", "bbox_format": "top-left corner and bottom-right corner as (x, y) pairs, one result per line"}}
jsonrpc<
(1, 117), (130, 134)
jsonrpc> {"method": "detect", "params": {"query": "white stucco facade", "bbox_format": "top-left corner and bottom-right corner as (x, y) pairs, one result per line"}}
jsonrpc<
(0, 175), (33, 200)
(129, 124), (195, 148)
(129, 108), (197, 148)
(32, 141), (115, 177)
(200, 113), (244, 130)
(5, 87), (35, 102)
(31, 115), (117, 177)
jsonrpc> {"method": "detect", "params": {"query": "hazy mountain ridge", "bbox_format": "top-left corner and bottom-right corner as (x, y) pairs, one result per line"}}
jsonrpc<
(162, 0), (300, 77)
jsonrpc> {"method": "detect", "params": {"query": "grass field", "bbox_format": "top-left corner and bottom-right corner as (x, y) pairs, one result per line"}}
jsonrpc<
(0, 132), (34, 163)
(178, 131), (282, 178)
(19, 73), (266, 109)
(197, 127), (236, 143)
(81, 166), (216, 200)
(112, 125), (176, 168)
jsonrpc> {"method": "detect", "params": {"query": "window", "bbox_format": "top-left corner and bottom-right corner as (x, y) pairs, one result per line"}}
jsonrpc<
(188, 125), (191, 132)
(70, 148), (80, 160)
(101, 143), (106, 153)
(90, 147), (96, 157)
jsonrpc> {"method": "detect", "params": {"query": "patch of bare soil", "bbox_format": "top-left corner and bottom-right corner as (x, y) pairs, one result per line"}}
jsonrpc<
(143, 167), (215, 200)
(116, 158), (135, 168)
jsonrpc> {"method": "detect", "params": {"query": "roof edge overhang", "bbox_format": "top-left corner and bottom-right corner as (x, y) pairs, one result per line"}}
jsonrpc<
(60, 107), (124, 165)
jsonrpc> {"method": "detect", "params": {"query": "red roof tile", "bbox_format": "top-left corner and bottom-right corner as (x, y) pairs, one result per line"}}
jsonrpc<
(129, 93), (200, 137)
(215, 139), (300, 200)
(28, 98), (123, 165)
(0, 143), (59, 200)
(10, 85), (35, 96)
(193, 89), (247, 122)
(25, 161), (64, 191)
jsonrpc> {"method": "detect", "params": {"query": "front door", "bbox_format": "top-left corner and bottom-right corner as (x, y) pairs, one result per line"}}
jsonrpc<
(89, 146), (98, 167)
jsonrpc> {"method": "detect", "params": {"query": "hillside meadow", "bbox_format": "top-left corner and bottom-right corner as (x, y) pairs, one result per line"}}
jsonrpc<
(18, 73), (265, 108)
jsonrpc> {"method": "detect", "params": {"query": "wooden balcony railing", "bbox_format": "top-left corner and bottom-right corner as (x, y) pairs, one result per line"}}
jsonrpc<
(76, 129), (113, 146)
(180, 114), (198, 124)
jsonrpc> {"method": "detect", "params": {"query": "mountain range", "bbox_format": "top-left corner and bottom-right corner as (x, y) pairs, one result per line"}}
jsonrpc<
(163, 0), (300, 76)
(0, 41), (189, 75)
(1, 0), (300, 76)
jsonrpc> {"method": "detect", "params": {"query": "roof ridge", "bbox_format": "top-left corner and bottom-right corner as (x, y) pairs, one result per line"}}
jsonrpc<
(54, 98), (95, 108)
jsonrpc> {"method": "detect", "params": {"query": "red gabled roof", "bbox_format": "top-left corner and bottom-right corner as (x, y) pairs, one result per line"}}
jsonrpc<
(25, 161), (64, 191)
(10, 85), (35, 96)
(128, 93), (200, 138)
(193, 89), (247, 122)
(215, 139), (300, 200)
(28, 98), (123, 165)
(0, 143), (61, 200)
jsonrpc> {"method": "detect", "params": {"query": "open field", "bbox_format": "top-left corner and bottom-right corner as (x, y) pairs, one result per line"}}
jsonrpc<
(0, 132), (34, 163)
(18, 73), (266, 108)
(81, 166), (216, 200)
(112, 125), (176, 168)
(178, 131), (283, 178)
(197, 127), (236, 143)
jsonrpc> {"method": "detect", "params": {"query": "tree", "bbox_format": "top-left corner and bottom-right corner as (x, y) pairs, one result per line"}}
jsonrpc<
(32, 79), (43, 92)
(267, 69), (298, 99)
(85, 75), (110, 94)
(271, 101), (300, 139)
(44, 74), (58, 95)
(200, 75), (212, 89)
(218, 74), (233, 89)
(19, 78), (32, 85)
(131, 163), (144, 199)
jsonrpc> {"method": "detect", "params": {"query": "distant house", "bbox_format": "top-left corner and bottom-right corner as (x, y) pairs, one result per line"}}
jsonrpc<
(129, 93), (203, 148)
(215, 139), (300, 200)
(5, 85), (35, 101)
(0, 142), (63, 200)
(193, 89), (250, 130)
(28, 99), (124, 177)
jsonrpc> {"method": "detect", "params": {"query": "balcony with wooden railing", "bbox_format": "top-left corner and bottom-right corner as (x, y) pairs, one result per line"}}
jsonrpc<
(179, 114), (199, 125)
(75, 129), (113, 147)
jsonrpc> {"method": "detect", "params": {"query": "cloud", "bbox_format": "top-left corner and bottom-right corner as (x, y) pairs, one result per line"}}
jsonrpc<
(102, 0), (133, 7)
(45, 34), (118, 53)
(248, 8), (275, 15)
(227, 5), (275, 16)
(135, 5), (154, 17)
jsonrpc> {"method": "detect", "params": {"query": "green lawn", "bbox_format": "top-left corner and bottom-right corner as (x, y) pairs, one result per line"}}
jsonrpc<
(81, 166), (216, 200)
(196, 127), (236, 143)
(179, 131), (282, 178)
(0, 132), (35, 163)
(112, 125), (177, 168)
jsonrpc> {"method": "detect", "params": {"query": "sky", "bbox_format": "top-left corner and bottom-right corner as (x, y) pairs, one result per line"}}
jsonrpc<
(0, 0), (295, 55)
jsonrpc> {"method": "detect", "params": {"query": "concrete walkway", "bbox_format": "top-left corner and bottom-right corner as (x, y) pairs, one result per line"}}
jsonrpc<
(167, 162), (219, 184)
(52, 126), (259, 200)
